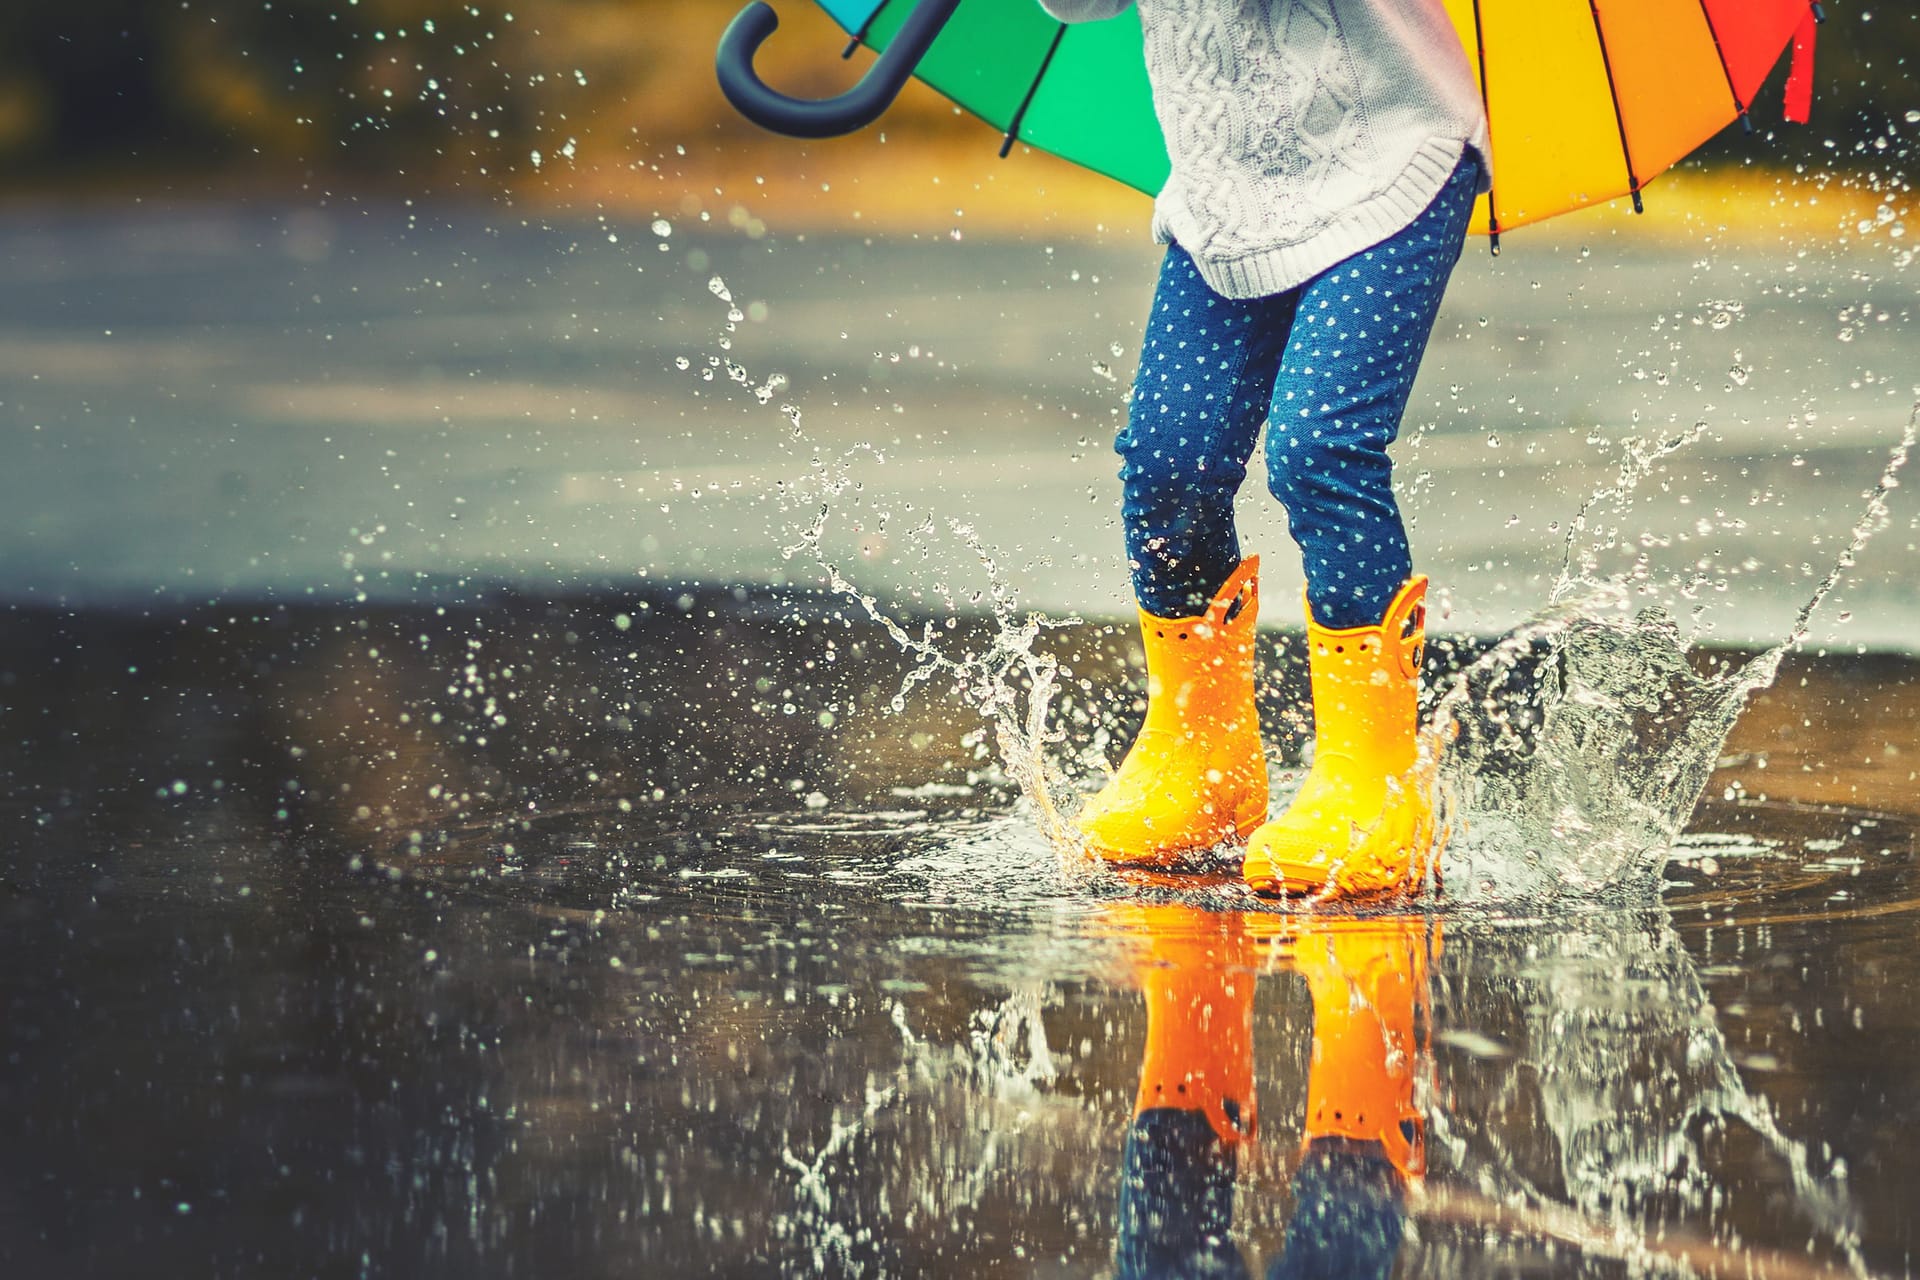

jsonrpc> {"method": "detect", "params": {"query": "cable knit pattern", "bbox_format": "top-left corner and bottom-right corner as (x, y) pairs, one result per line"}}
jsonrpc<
(1038, 0), (1490, 299)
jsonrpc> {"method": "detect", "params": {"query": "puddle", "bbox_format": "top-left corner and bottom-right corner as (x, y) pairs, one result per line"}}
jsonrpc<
(2, 593), (1917, 1277)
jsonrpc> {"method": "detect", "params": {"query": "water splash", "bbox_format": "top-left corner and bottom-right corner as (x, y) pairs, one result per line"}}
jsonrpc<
(1426, 907), (1867, 1278)
(772, 990), (1068, 1275)
(1552, 420), (1710, 604)
(774, 1000), (917, 1274)
(1433, 401), (1915, 904)
(675, 265), (1091, 862)
(818, 543), (1084, 860)
(961, 987), (1059, 1098)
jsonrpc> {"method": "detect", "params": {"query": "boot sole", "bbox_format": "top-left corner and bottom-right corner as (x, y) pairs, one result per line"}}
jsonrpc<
(1088, 806), (1268, 869)
(1241, 818), (1444, 900)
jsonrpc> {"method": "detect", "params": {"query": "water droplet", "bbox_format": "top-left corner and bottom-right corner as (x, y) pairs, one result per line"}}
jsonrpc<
(708, 276), (733, 303)
(651, 219), (672, 237)
(673, 356), (690, 371)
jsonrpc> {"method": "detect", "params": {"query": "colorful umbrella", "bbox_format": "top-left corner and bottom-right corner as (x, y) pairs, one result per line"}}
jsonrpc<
(717, 0), (1823, 247)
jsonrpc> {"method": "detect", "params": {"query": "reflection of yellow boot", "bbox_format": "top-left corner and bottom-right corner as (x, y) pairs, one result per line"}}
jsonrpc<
(1269, 919), (1433, 1280)
(1103, 903), (1258, 1280)
(1243, 576), (1438, 899)
(1131, 911), (1258, 1147)
(1080, 557), (1267, 866)
(1293, 920), (1432, 1180)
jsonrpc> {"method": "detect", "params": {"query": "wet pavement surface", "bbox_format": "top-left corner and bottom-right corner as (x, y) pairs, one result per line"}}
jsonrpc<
(5, 197), (1920, 1277)
(3, 593), (1917, 1278)
(1, 206), (1916, 645)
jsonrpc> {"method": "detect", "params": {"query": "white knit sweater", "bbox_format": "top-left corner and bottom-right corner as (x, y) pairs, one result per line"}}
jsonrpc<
(1037, 0), (1491, 299)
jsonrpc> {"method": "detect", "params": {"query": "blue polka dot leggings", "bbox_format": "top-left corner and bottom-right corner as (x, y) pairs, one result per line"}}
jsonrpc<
(1119, 155), (1479, 628)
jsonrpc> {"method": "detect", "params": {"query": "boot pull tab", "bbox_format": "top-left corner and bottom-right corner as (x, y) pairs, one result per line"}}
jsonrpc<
(1383, 576), (1429, 681)
(1215, 555), (1260, 628)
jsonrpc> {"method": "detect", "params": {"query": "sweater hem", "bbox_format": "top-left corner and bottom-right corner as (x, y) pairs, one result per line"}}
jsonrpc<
(1156, 136), (1480, 300)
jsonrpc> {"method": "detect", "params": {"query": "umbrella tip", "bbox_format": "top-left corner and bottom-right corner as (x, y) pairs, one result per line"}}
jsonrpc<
(1631, 189), (1644, 215)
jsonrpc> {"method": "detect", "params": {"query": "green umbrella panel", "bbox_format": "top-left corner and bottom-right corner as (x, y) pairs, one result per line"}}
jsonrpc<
(804, 0), (1169, 193)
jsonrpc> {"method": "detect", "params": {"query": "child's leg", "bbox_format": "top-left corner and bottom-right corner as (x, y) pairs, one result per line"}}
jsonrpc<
(1263, 158), (1479, 628)
(1242, 158), (1479, 898)
(1121, 243), (1294, 619)
(1078, 245), (1291, 864)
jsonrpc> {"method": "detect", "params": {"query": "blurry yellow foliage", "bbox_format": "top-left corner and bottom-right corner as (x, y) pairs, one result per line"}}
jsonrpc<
(0, 0), (1894, 241)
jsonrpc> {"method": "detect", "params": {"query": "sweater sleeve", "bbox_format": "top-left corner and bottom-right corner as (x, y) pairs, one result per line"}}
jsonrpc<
(1035, 0), (1133, 22)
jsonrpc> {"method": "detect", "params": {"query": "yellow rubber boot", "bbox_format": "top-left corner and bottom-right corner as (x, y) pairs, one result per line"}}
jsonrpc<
(1079, 557), (1268, 865)
(1294, 919), (1434, 1180)
(1243, 576), (1438, 898)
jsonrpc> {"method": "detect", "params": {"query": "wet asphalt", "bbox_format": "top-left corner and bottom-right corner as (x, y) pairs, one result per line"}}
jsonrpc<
(0, 203), (1914, 645)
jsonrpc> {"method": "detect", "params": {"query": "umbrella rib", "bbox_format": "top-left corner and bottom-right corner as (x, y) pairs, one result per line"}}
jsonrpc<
(1000, 23), (1070, 158)
(1586, 0), (1644, 214)
(842, 0), (892, 59)
(1694, 0), (1752, 134)
(1470, 0), (1499, 253)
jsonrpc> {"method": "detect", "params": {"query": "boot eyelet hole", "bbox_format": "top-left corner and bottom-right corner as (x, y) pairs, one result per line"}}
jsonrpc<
(1177, 632), (1187, 640)
(1154, 630), (1163, 638)
(1335, 644), (1344, 653)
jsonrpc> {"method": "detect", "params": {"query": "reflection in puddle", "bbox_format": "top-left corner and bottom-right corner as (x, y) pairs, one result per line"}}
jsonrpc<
(1096, 905), (1430, 1280)
(1, 596), (1917, 1276)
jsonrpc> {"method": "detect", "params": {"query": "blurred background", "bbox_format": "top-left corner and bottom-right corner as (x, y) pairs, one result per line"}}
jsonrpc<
(3, 0), (1913, 195)
(2, 0), (1917, 643)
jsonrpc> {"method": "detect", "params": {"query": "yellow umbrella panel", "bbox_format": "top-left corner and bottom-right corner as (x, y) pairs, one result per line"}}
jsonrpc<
(1445, 0), (1820, 240)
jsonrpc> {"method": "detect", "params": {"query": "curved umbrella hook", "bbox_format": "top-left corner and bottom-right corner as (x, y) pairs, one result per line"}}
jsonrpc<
(716, 0), (963, 139)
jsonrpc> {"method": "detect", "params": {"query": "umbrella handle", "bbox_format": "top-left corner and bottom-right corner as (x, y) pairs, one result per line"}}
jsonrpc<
(716, 0), (963, 138)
